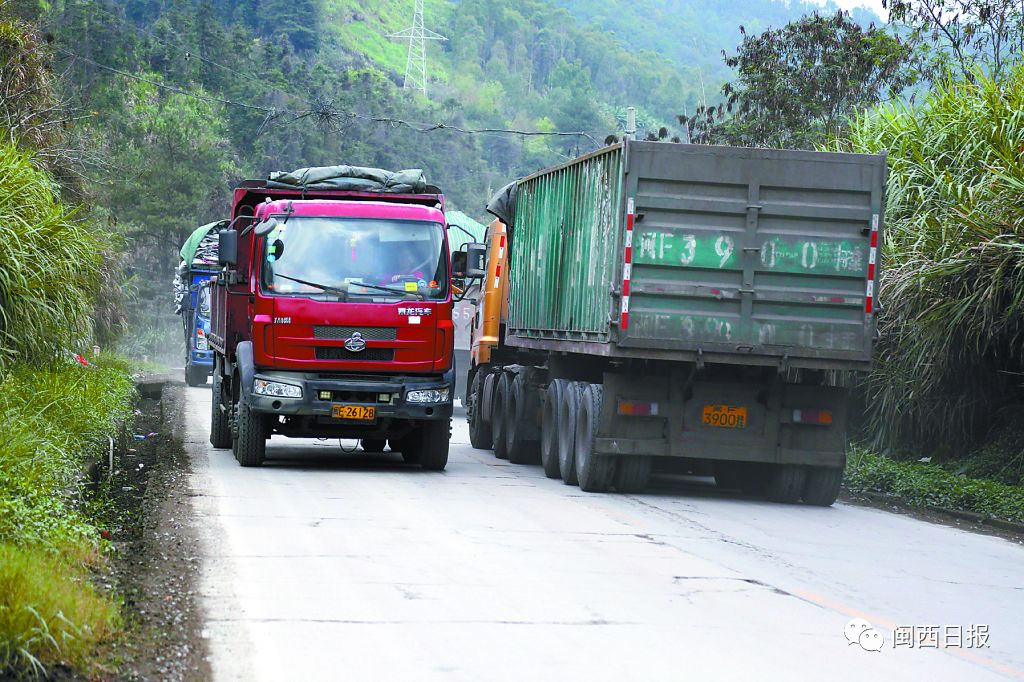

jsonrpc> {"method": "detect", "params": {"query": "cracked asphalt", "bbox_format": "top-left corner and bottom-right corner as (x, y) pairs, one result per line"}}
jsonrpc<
(182, 386), (1024, 681)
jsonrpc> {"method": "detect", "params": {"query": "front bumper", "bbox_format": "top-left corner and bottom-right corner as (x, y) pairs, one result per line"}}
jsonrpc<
(190, 349), (214, 367)
(246, 368), (454, 421)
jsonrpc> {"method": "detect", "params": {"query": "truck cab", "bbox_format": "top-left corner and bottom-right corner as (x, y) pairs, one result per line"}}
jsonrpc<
(208, 174), (455, 470)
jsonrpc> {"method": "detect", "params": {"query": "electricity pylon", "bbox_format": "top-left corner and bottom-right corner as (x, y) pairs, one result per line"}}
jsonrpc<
(387, 0), (446, 97)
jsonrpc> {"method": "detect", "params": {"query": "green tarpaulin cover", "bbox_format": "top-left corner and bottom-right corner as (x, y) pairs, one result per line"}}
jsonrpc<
(179, 221), (224, 265)
(267, 165), (427, 193)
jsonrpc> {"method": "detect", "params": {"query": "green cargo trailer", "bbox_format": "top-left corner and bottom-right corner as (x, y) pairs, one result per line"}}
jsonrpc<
(467, 140), (887, 505)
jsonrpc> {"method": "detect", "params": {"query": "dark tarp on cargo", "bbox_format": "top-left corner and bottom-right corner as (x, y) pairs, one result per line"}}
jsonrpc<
(267, 165), (427, 193)
(486, 181), (517, 227)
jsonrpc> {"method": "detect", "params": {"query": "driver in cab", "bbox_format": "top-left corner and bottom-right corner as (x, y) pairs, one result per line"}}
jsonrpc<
(388, 242), (427, 283)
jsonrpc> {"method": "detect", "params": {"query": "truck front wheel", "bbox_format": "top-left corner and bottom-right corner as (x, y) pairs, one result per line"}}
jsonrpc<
(233, 398), (267, 467)
(575, 384), (616, 493)
(802, 465), (844, 506)
(491, 373), (511, 460)
(185, 360), (207, 387)
(401, 420), (450, 471)
(209, 366), (232, 449)
(467, 369), (492, 449)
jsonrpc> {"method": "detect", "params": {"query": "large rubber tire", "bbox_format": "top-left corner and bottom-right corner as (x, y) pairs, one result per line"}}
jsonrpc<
(506, 373), (540, 465)
(764, 464), (807, 503)
(575, 384), (616, 493)
(185, 361), (207, 387)
(209, 367), (232, 449)
(233, 398), (267, 467)
(802, 465), (844, 506)
(361, 438), (387, 452)
(557, 383), (582, 485)
(540, 380), (566, 479)
(402, 420), (450, 471)
(467, 369), (493, 450)
(492, 373), (511, 460)
(615, 456), (652, 493)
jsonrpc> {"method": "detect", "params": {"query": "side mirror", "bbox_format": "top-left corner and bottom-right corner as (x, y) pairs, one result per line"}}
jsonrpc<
(466, 243), (486, 278)
(254, 217), (279, 237)
(218, 230), (238, 266)
(451, 250), (468, 279)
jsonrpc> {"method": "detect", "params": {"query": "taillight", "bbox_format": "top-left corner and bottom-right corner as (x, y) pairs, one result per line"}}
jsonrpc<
(617, 400), (659, 416)
(792, 409), (832, 425)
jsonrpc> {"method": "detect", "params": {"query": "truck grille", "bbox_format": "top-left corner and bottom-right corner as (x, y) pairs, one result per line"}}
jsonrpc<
(316, 347), (395, 362)
(314, 326), (397, 341)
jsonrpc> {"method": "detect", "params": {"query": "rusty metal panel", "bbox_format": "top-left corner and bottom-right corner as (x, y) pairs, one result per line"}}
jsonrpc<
(619, 142), (885, 365)
(507, 145), (623, 341)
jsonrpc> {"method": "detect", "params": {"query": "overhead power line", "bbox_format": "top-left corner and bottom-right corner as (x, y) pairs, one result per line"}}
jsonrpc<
(56, 48), (601, 147)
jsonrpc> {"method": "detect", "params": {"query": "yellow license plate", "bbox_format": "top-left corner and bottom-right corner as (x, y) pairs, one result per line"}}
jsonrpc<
(703, 404), (748, 428)
(332, 404), (376, 421)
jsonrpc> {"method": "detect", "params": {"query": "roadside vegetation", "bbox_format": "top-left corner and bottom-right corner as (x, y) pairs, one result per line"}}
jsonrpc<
(0, 7), (135, 678)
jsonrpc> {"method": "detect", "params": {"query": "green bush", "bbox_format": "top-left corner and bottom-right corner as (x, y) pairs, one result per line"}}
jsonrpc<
(845, 449), (1024, 522)
(0, 543), (119, 679)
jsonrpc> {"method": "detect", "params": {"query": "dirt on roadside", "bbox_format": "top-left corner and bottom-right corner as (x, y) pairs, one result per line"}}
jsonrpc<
(94, 381), (210, 681)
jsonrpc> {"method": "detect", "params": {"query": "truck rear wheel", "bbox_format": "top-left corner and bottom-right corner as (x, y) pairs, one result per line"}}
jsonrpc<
(540, 380), (566, 479)
(802, 465), (844, 506)
(209, 367), (232, 449)
(506, 373), (540, 465)
(361, 439), (387, 452)
(492, 373), (511, 460)
(467, 369), (492, 449)
(557, 383), (582, 485)
(233, 398), (267, 467)
(575, 384), (616, 493)
(615, 456), (651, 493)
(402, 420), (450, 471)
(764, 464), (806, 503)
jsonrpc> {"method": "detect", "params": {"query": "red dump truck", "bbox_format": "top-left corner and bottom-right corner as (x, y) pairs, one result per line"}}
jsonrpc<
(465, 141), (887, 504)
(208, 166), (462, 469)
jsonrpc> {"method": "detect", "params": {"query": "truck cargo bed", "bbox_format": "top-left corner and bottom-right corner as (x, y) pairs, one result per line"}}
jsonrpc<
(506, 141), (886, 370)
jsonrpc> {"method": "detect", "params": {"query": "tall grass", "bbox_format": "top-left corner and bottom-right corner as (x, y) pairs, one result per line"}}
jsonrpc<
(839, 67), (1024, 454)
(0, 360), (134, 678)
(0, 139), (106, 368)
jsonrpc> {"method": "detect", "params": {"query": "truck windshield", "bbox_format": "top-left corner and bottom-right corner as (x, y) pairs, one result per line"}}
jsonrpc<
(260, 217), (448, 301)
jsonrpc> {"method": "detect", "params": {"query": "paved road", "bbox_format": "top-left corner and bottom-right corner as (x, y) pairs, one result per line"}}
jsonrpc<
(181, 386), (1024, 681)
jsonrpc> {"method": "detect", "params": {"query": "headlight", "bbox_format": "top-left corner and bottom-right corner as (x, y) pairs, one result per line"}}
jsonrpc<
(195, 328), (209, 350)
(406, 387), (450, 404)
(253, 379), (302, 399)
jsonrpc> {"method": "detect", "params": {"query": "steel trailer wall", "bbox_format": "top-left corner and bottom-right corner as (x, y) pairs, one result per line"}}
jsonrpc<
(505, 141), (886, 369)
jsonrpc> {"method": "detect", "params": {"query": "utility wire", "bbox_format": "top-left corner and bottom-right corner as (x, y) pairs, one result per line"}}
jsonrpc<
(56, 47), (601, 146)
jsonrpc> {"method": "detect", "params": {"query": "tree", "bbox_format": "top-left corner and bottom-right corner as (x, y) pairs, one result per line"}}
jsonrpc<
(885, 0), (1024, 82)
(683, 12), (913, 149)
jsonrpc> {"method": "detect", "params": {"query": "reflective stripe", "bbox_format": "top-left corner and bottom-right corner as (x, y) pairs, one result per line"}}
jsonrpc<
(621, 197), (635, 329)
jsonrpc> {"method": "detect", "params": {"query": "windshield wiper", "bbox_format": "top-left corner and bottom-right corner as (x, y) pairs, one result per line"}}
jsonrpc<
(273, 273), (425, 300)
(273, 273), (349, 298)
(349, 280), (425, 300)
